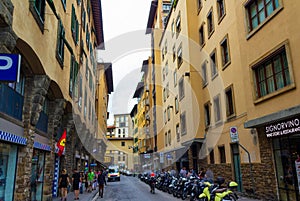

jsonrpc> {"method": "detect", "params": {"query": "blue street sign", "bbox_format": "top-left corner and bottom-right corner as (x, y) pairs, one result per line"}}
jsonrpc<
(0, 54), (21, 82)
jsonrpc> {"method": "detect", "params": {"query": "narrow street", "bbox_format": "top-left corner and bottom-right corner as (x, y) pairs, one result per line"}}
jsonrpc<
(91, 175), (261, 201)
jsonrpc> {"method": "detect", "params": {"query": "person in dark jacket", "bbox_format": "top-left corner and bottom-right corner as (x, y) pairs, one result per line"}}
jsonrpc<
(97, 170), (106, 198)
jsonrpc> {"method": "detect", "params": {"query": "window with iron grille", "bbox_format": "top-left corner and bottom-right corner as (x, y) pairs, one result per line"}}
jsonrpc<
(246, 0), (280, 32)
(253, 46), (291, 98)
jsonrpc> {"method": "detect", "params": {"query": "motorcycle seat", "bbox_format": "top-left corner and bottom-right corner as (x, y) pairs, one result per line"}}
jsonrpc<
(214, 188), (227, 193)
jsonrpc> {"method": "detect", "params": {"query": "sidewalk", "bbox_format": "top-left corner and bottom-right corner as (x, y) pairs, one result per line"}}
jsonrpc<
(53, 189), (98, 201)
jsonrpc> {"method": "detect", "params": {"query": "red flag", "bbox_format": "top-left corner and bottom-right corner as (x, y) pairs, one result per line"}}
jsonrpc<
(57, 129), (66, 157)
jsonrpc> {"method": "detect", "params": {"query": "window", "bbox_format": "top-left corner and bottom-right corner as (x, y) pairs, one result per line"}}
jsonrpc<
(197, 0), (202, 11)
(176, 13), (181, 35)
(209, 148), (215, 164)
(56, 20), (65, 67)
(86, 27), (90, 48)
(162, 67), (165, 81)
(118, 129), (121, 134)
(164, 110), (167, 124)
(175, 96), (179, 113)
(210, 50), (218, 78)
(163, 88), (166, 102)
(179, 77), (185, 100)
(82, 10), (86, 31)
(218, 146), (226, 163)
(167, 130), (171, 146)
(121, 142), (125, 146)
(177, 44), (183, 67)
(30, 0), (46, 31)
(173, 45), (176, 61)
(199, 25), (205, 47)
(176, 124), (180, 142)
(69, 56), (79, 97)
(253, 46), (291, 98)
(180, 111), (187, 136)
(84, 91), (87, 118)
(165, 132), (168, 146)
(220, 35), (231, 68)
(167, 107), (171, 121)
(246, 0), (280, 32)
(225, 85), (235, 117)
(163, 3), (171, 12)
(214, 95), (222, 123)
(217, 0), (226, 21)
(204, 102), (211, 127)
(165, 62), (169, 76)
(71, 4), (79, 44)
(61, 0), (67, 10)
(207, 8), (214, 37)
(201, 61), (208, 86)
(123, 128), (125, 134)
(166, 83), (169, 98)
(171, 20), (175, 36)
(165, 41), (168, 57)
(174, 70), (177, 86)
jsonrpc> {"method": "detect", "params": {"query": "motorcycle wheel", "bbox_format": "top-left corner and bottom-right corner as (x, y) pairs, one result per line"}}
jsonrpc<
(182, 191), (187, 200)
(173, 191), (177, 197)
(222, 194), (237, 201)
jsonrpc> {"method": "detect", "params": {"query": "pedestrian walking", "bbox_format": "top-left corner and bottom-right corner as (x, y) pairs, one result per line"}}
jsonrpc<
(79, 171), (85, 193)
(58, 169), (70, 201)
(87, 169), (95, 192)
(97, 170), (106, 198)
(72, 168), (81, 200)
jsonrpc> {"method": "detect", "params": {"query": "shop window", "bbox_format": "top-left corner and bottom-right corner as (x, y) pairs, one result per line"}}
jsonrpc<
(31, 149), (46, 201)
(246, 0), (280, 32)
(0, 143), (17, 201)
(253, 46), (291, 99)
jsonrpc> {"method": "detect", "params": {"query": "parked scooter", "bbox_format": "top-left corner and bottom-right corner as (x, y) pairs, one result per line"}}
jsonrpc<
(198, 177), (238, 201)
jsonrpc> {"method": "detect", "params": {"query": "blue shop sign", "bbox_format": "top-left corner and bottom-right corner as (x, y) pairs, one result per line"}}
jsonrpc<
(0, 54), (21, 82)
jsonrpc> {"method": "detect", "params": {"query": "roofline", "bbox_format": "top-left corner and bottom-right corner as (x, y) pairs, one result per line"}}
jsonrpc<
(146, 0), (158, 34)
(91, 0), (105, 49)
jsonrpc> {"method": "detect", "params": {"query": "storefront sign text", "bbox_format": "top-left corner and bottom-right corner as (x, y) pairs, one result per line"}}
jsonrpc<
(265, 117), (300, 137)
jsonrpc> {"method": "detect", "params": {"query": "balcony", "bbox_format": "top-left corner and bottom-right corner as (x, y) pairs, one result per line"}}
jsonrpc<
(36, 111), (48, 133)
(0, 83), (24, 121)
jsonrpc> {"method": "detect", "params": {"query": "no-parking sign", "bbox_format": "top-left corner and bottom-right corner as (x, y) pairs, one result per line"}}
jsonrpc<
(230, 126), (239, 142)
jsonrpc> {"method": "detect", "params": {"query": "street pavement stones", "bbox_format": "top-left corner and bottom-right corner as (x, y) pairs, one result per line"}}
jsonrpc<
(53, 189), (98, 201)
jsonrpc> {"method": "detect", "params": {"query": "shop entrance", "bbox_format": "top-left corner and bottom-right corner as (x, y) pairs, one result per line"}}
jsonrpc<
(273, 134), (300, 201)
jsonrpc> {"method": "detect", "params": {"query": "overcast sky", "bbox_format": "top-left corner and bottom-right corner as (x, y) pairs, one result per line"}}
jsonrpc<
(99, 0), (152, 125)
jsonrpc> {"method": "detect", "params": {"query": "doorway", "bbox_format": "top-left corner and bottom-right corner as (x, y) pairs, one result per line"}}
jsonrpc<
(231, 143), (243, 192)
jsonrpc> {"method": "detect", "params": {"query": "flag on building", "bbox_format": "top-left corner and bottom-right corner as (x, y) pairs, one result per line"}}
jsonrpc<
(57, 129), (66, 157)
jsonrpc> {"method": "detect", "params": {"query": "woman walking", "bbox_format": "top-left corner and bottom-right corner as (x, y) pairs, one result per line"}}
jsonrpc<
(58, 169), (70, 201)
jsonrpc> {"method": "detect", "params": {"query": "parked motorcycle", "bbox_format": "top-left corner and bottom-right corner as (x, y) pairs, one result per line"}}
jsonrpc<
(198, 177), (238, 201)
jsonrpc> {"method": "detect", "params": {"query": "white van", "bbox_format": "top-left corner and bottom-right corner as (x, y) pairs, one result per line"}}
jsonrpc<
(107, 166), (120, 182)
